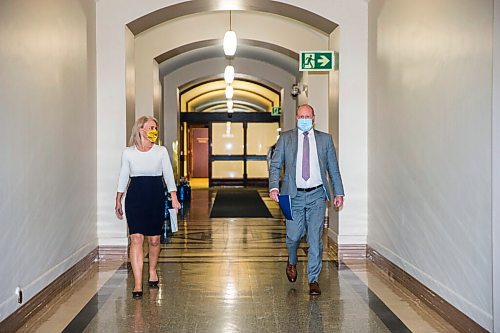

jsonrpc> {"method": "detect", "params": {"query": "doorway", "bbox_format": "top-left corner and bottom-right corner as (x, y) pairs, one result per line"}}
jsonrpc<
(210, 121), (279, 187)
(189, 126), (209, 178)
(179, 112), (280, 187)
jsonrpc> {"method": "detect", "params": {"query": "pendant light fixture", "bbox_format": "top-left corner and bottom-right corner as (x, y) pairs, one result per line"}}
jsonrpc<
(225, 85), (234, 99)
(223, 11), (237, 57)
(224, 65), (235, 84)
(223, 10), (237, 116)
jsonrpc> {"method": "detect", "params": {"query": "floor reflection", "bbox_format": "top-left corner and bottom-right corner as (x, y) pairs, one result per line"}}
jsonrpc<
(81, 190), (395, 332)
(20, 188), (459, 333)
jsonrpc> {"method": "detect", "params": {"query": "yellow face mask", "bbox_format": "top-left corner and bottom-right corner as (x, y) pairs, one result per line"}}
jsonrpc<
(146, 129), (158, 143)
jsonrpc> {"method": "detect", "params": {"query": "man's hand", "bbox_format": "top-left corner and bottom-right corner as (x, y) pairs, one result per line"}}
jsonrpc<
(333, 196), (344, 209)
(270, 189), (279, 202)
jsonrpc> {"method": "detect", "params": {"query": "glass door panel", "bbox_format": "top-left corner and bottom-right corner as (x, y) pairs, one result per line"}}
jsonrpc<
(246, 123), (280, 155)
(209, 120), (279, 186)
(212, 161), (244, 179)
(212, 122), (244, 155)
(247, 160), (269, 178)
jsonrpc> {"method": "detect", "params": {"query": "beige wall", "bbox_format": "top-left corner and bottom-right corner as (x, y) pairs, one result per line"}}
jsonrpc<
(328, 28), (341, 237)
(334, 0), (369, 245)
(125, 27), (136, 146)
(493, 0), (500, 330)
(0, 0), (97, 321)
(368, 0), (493, 329)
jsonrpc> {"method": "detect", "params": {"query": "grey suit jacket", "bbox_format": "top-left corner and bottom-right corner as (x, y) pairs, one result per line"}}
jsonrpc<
(268, 128), (344, 201)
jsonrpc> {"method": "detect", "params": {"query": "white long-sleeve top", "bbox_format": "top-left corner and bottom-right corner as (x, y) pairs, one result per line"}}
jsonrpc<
(117, 144), (177, 193)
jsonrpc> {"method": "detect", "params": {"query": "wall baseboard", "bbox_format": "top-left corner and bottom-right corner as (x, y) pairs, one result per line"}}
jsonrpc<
(327, 238), (367, 260)
(367, 246), (489, 333)
(0, 248), (98, 332)
(326, 233), (489, 333)
(98, 245), (128, 260)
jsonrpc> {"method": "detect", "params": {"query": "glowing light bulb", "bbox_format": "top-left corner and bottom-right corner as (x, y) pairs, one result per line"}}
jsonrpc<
(224, 65), (235, 84)
(225, 85), (234, 99)
(223, 30), (237, 56)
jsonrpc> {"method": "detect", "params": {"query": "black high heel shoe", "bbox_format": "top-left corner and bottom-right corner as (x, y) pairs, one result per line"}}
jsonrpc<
(148, 280), (159, 288)
(132, 291), (143, 299)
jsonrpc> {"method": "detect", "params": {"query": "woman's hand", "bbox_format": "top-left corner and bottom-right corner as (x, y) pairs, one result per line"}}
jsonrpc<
(115, 193), (124, 219)
(115, 203), (124, 219)
(170, 191), (181, 211)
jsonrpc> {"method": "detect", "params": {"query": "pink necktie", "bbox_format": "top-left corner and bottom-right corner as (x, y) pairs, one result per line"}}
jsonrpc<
(302, 131), (310, 181)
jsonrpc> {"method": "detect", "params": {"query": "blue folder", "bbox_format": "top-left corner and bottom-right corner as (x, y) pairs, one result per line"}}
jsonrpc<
(278, 194), (293, 220)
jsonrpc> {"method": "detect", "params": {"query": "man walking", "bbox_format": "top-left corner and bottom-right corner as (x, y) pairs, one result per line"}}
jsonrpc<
(269, 104), (344, 295)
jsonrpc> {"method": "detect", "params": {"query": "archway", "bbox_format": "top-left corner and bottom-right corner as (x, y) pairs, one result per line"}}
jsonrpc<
(96, 0), (368, 255)
(178, 75), (281, 187)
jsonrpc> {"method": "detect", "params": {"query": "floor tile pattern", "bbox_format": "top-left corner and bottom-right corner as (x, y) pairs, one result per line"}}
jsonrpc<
(17, 189), (459, 333)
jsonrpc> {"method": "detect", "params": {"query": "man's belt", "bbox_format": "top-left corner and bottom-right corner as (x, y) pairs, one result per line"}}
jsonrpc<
(296, 184), (323, 192)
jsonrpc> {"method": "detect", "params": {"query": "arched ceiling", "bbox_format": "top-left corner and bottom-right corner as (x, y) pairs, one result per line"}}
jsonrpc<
(158, 41), (299, 78)
(180, 79), (280, 113)
(127, 0), (337, 36)
(130, 2), (336, 117)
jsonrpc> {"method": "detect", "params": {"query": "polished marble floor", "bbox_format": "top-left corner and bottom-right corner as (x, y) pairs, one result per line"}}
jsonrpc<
(18, 189), (458, 333)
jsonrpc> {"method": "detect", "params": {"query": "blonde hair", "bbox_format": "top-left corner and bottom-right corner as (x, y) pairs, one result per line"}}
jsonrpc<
(129, 116), (159, 147)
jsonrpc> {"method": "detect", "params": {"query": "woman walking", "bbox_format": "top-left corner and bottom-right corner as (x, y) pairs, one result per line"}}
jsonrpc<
(115, 116), (181, 299)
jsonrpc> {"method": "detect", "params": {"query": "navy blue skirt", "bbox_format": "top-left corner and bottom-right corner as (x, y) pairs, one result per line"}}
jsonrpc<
(125, 176), (165, 236)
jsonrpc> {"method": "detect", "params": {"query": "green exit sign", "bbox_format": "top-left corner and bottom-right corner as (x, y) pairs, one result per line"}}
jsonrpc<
(271, 106), (282, 116)
(300, 51), (335, 71)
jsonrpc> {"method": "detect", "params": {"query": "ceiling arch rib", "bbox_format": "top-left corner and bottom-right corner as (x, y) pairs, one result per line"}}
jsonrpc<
(180, 79), (279, 113)
(185, 88), (273, 108)
(179, 74), (282, 98)
(155, 39), (299, 69)
(195, 100), (268, 113)
(186, 89), (273, 113)
(127, 0), (337, 36)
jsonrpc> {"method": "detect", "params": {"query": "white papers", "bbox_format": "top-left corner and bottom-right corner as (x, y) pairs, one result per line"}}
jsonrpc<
(169, 209), (178, 233)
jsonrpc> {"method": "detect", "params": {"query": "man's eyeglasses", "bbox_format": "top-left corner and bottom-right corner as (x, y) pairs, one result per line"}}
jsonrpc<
(297, 116), (313, 119)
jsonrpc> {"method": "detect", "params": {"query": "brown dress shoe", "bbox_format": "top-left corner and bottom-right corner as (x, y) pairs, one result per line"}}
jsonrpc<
(286, 262), (297, 282)
(309, 282), (321, 295)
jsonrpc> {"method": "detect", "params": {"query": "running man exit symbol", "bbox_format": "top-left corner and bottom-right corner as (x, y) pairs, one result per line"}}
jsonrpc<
(271, 106), (282, 116)
(299, 51), (335, 71)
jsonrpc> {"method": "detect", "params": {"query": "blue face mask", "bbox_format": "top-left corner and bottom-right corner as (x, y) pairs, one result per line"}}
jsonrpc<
(297, 118), (313, 132)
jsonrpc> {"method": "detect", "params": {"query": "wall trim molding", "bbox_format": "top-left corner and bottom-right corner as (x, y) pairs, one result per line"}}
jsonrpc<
(327, 232), (367, 260)
(98, 245), (128, 261)
(367, 246), (489, 333)
(327, 228), (367, 246)
(0, 248), (99, 332)
(326, 234), (489, 333)
(0, 246), (128, 331)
